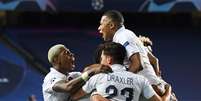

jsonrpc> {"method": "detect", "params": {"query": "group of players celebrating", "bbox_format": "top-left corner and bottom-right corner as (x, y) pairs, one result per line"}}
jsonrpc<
(42, 10), (177, 101)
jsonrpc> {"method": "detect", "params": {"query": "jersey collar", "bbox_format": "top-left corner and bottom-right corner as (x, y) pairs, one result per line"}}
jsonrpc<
(111, 64), (126, 72)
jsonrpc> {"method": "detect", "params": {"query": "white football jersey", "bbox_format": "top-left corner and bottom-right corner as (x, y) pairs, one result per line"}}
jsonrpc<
(82, 64), (156, 101)
(42, 68), (71, 101)
(113, 26), (160, 85)
(67, 72), (82, 80)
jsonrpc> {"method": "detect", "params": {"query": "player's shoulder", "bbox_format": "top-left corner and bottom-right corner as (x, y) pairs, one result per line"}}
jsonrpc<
(44, 71), (54, 80)
(93, 73), (107, 77)
(118, 29), (135, 36)
(43, 72), (58, 88)
(44, 70), (66, 82)
(125, 28), (135, 34)
(115, 31), (135, 44)
(90, 73), (108, 80)
(127, 71), (147, 81)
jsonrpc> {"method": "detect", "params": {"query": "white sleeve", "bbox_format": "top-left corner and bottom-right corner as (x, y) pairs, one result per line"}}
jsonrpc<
(115, 32), (140, 58)
(44, 77), (63, 92)
(124, 40), (140, 58)
(67, 72), (82, 80)
(142, 78), (156, 99)
(82, 75), (99, 93)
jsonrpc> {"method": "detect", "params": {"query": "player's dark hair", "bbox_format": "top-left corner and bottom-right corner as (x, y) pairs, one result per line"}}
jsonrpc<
(94, 41), (112, 63)
(103, 10), (124, 26)
(94, 43), (104, 63)
(102, 42), (126, 64)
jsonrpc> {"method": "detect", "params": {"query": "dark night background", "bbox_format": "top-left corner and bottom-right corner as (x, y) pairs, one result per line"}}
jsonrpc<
(0, 0), (201, 101)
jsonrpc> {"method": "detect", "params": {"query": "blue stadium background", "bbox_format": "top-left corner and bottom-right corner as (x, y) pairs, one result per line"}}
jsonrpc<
(1, 26), (201, 101)
(0, 0), (201, 101)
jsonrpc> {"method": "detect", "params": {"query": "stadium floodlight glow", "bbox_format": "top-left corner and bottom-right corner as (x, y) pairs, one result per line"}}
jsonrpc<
(91, 0), (104, 11)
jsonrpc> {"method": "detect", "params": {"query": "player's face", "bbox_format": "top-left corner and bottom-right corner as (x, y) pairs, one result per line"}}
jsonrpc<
(98, 16), (114, 41)
(57, 48), (75, 72)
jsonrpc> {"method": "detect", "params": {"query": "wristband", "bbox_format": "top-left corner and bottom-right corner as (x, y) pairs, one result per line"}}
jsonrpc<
(81, 72), (89, 81)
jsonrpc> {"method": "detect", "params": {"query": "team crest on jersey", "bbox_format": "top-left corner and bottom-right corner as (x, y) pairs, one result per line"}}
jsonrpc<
(50, 77), (56, 84)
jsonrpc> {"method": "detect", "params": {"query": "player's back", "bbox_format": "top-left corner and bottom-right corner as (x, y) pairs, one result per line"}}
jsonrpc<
(85, 65), (151, 101)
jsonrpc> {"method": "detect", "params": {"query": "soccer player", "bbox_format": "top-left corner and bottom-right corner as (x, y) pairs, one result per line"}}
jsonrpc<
(97, 10), (174, 99)
(42, 44), (112, 101)
(72, 42), (172, 101)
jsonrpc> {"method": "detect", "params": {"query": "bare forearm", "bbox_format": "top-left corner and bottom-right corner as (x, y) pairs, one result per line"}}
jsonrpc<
(53, 76), (86, 95)
(148, 52), (160, 76)
(128, 53), (142, 73)
(65, 77), (86, 94)
(129, 63), (140, 73)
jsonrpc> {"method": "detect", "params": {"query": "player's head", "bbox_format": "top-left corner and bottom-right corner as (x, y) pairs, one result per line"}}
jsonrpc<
(98, 10), (124, 41)
(100, 42), (126, 65)
(103, 10), (124, 26)
(48, 44), (75, 72)
(94, 43), (105, 63)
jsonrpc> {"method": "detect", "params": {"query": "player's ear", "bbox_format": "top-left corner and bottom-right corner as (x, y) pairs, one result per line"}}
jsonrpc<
(106, 56), (113, 64)
(52, 55), (59, 65)
(109, 22), (115, 29)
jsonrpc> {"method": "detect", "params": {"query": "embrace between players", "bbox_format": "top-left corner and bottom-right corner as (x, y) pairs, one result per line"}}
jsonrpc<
(42, 10), (177, 101)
